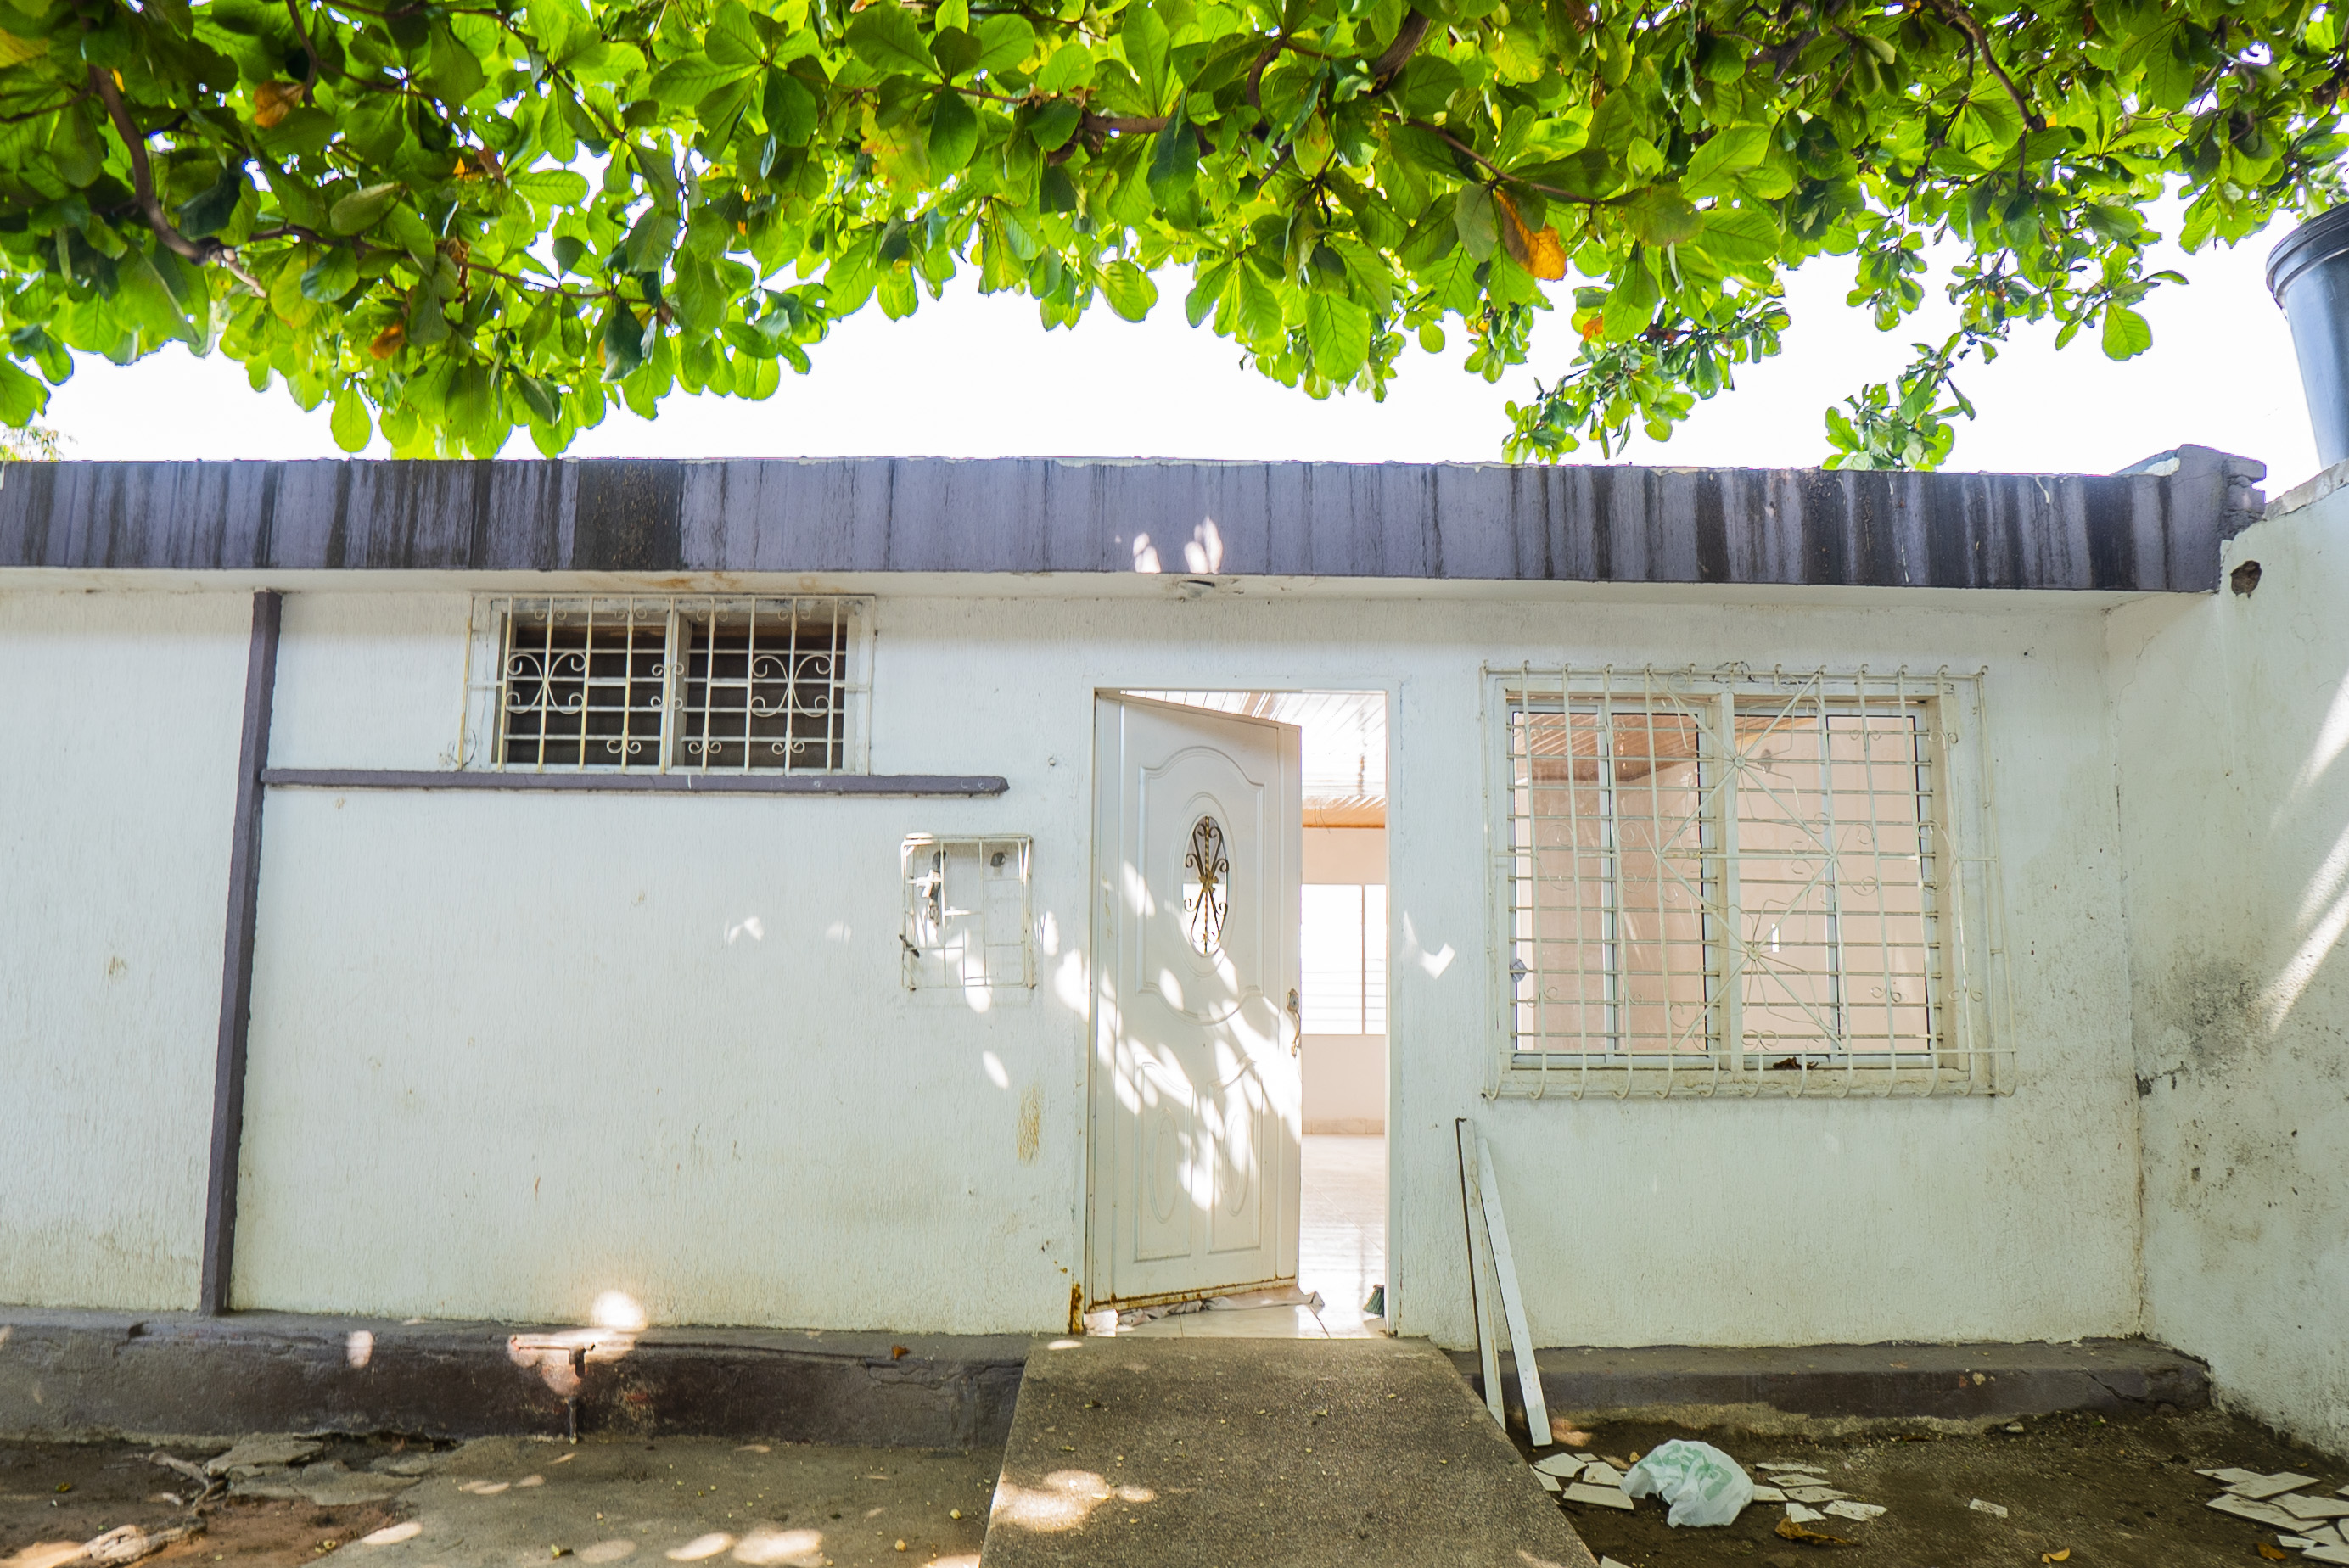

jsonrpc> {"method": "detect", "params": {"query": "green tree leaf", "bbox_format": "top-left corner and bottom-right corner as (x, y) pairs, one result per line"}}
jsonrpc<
(2100, 304), (2153, 360)
(1120, 3), (1170, 114)
(848, 7), (936, 77)
(330, 389), (372, 452)
(300, 247), (360, 304)
(928, 90), (978, 174)
(1100, 258), (1158, 320)
(328, 183), (401, 236)
(1304, 291), (1371, 381)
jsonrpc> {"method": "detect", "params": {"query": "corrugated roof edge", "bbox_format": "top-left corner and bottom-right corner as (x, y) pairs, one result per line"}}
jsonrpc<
(0, 447), (2266, 591)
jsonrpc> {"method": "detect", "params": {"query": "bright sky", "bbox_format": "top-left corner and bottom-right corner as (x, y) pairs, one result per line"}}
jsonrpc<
(38, 204), (2325, 491)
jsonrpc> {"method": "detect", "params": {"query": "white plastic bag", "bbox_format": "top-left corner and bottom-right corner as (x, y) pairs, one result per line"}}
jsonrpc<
(1620, 1439), (1754, 1527)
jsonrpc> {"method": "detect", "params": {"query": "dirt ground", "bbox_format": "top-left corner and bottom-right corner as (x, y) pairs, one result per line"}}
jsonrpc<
(0, 1436), (406, 1568)
(1533, 1405), (2341, 1567)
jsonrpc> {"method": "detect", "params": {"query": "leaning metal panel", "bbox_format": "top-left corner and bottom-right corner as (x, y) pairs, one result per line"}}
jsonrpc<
(459, 595), (872, 774)
(1484, 664), (2008, 1100)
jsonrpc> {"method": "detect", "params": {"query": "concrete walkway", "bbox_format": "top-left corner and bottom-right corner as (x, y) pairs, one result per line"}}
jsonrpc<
(978, 1337), (1596, 1568)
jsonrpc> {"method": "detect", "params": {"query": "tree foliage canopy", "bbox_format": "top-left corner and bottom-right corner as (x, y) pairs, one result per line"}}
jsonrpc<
(0, 0), (2337, 462)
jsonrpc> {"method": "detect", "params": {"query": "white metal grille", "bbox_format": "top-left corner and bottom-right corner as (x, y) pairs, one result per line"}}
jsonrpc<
(1488, 665), (2007, 1098)
(460, 596), (872, 773)
(902, 836), (1034, 990)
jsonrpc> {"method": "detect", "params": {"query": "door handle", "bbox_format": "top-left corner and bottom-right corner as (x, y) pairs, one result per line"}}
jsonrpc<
(1287, 988), (1302, 1056)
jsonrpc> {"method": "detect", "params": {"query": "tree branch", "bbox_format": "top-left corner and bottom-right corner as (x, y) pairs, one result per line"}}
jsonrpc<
(281, 0), (324, 93)
(87, 68), (264, 294)
(1400, 116), (1604, 205)
(1921, 0), (2032, 129)
(1369, 9), (1432, 81)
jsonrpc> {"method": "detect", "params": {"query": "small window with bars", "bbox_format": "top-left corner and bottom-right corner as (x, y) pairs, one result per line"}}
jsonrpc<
(460, 595), (872, 774)
(1489, 665), (2006, 1098)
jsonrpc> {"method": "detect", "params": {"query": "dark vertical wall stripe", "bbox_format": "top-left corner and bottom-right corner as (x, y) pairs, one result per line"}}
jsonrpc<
(200, 591), (282, 1317)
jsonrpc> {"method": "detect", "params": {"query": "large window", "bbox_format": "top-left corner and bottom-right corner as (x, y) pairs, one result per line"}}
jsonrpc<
(1491, 666), (2004, 1097)
(460, 595), (872, 774)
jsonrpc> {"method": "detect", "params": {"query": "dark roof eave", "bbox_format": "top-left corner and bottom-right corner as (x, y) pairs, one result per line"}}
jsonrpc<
(0, 451), (2267, 592)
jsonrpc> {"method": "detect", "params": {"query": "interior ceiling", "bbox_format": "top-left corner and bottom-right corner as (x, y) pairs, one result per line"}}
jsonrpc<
(1128, 691), (1387, 826)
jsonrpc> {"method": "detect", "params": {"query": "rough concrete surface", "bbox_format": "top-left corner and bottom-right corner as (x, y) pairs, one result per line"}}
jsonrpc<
(978, 1336), (1597, 1568)
(320, 1436), (994, 1568)
(0, 1436), (995, 1568)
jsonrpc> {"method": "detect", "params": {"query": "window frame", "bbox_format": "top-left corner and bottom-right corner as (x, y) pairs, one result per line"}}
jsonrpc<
(1483, 664), (2009, 1100)
(458, 594), (875, 776)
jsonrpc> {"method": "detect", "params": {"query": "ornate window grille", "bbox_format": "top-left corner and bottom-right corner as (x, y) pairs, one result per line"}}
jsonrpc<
(461, 595), (872, 773)
(1486, 665), (2009, 1098)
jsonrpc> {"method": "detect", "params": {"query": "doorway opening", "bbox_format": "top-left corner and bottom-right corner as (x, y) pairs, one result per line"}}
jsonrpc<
(1090, 690), (1389, 1340)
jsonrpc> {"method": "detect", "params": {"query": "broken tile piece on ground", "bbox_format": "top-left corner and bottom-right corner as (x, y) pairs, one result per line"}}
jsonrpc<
(2210, 1494), (2305, 1530)
(1531, 1454), (1584, 1477)
(2306, 1524), (2349, 1547)
(1970, 1498), (2010, 1518)
(1578, 1462), (1623, 1487)
(1825, 1500), (1886, 1522)
(1750, 1485), (1787, 1502)
(1535, 1471), (1561, 1492)
(1562, 1482), (1636, 1512)
(2201, 1468), (2269, 1485)
(2230, 1472), (2324, 1500)
(2279, 1493), (2349, 1520)
(1786, 1486), (1848, 1503)
(204, 1436), (324, 1476)
(2307, 1548), (2349, 1566)
(1785, 1503), (1826, 1524)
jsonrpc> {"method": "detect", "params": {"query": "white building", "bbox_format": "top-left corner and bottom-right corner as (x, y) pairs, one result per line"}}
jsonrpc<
(3, 449), (2341, 1455)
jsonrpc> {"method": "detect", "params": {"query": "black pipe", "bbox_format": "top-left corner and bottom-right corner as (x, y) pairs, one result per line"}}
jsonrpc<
(2268, 205), (2349, 470)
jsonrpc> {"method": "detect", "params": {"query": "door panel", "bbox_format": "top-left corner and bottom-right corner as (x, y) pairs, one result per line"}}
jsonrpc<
(1090, 696), (1303, 1308)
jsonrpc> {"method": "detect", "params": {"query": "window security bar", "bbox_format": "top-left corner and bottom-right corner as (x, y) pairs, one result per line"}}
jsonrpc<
(459, 595), (873, 775)
(1486, 664), (2009, 1100)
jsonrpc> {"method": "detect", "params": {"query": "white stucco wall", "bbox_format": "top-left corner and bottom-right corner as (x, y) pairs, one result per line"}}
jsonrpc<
(2112, 479), (2349, 1456)
(222, 583), (2143, 1345)
(0, 589), (250, 1310)
(0, 573), (2154, 1347)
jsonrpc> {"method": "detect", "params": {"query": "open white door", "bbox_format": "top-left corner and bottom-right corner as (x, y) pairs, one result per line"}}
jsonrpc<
(1089, 695), (1303, 1311)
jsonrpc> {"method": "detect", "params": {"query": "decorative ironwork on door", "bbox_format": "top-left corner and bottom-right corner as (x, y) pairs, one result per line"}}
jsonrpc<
(1183, 815), (1230, 955)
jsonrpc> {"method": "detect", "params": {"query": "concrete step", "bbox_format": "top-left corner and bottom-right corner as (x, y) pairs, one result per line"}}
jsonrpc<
(1459, 1337), (2209, 1428)
(979, 1336), (1596, 1568)
(0, 1308), (1025, 1448)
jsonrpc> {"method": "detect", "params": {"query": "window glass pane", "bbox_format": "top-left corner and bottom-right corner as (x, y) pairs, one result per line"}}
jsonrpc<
(676, 603), (849, 772)
(1363, 883), (1388, 1036)
(498, 603), (665, 770)
(1734, 699), (1935, 1059)
(1511, 708), (1709, 1057)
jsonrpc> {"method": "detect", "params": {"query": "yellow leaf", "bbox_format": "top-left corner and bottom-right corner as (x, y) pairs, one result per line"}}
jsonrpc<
(1528, 224), (1567, 280)
(2042, 1553), (2071, 1564)
(2261, 1547), (2291, 1561)
(252, 80), (304, 128)
(369, 322), (406, 360)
